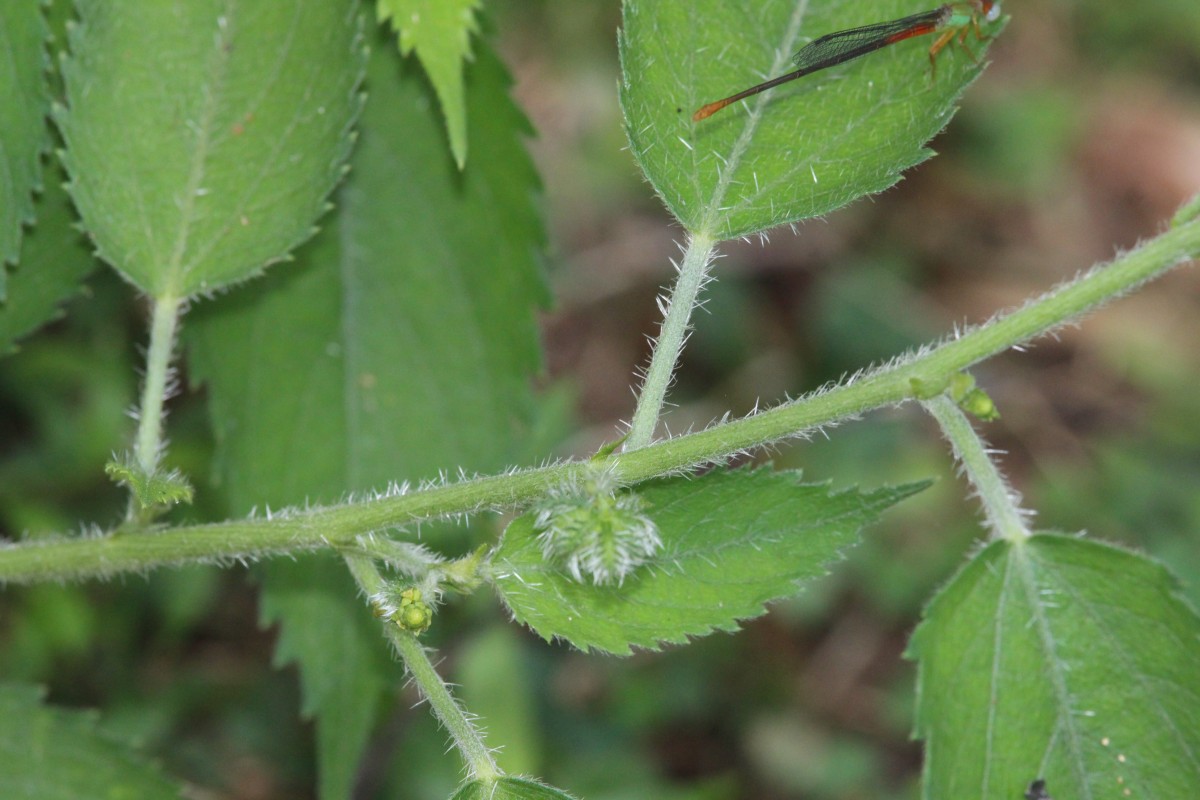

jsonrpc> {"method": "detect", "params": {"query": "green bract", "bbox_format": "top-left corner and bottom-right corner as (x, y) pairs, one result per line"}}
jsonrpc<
(533, 466), (662, 586)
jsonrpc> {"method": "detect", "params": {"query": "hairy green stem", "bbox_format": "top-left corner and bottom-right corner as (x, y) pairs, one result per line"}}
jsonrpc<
(344, 554), (500, 782)
(347, 535), (443, 575)
(0, 218), (1196, 583)
(388, 628), (500, 782)
(612, 217), (1200, 476)
(124, 294), (184, 522)
(922, 395), (1030, 541)
(625, 231), (717, 450)
(134, 294), (183, 477)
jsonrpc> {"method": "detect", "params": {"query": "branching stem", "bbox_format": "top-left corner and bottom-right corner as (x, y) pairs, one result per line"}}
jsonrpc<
(0, 218), (1196, 582)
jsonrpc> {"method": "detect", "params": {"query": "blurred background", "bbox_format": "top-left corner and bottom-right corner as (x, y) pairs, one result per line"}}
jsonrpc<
(2, 0), (1199, 797)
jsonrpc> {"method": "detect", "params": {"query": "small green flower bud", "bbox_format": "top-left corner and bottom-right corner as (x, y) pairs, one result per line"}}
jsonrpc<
(369, 586), (434, 634)
(960, 387), (1000, 422)
(395, 587), (433, 633)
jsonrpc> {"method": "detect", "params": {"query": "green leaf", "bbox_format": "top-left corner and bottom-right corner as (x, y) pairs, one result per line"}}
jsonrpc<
(620, 0), (1003, 240)
(378, 0), (481, 169)
(188, 34), (547, 491)
(0, 683), (183, 799)
(0, 1), (51, 296)
(910, 533), (1200, 799)
(493, 469), (926, 654)
(450, 776), (579, 800)
(259, 557), (393, 800)
(186, 32), (546, 800)
(57, 0), (366, 298)
(0, 159), (96, 357)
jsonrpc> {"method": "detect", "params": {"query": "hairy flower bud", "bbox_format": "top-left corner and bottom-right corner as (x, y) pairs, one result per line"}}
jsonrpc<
(534, 466), (662, 586)
(370, 585), (434, 634)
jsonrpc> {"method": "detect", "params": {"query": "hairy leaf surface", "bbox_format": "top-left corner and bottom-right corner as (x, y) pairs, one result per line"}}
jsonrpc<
(58, 0), (365, 298)
(910, 533), (1200, 799)
(621, 0), (1003, 239)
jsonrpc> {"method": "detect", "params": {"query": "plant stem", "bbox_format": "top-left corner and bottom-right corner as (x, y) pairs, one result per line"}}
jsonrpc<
(348, 535), (442, 575)
(0, 218), (1196, 583)
(124, 293), (184, 522)
(922, 394), (1030, 542)
(613, 217), (1200, 477)
(390, 629), (501, 782)
(134, 294), (183, 477)
(624, 232), (717, 450)
(344, 554), (500, 783)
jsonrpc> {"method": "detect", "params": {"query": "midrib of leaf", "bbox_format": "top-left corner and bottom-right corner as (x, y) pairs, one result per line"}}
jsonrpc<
(335, 229), (482, 470)
(1014, 545), (1094, 799)
(165, 0), (234, 297)
(338, 185), (366, 486)
(699, 0), (811, 234)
